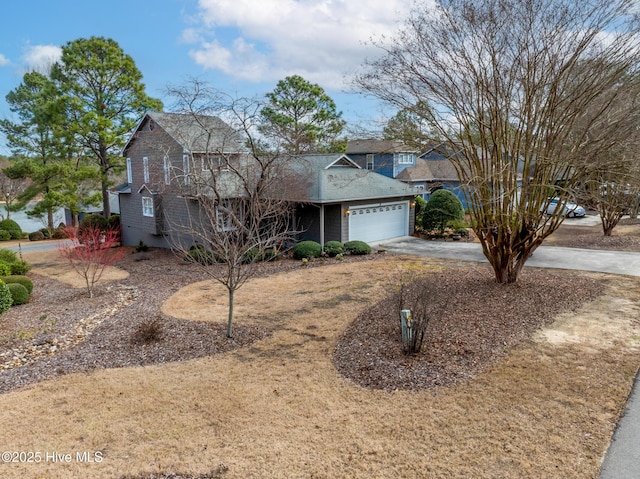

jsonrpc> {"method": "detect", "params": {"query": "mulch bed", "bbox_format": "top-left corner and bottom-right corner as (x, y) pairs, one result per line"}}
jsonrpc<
(333, 265), (604, 391)
(0, 249), (377, 394)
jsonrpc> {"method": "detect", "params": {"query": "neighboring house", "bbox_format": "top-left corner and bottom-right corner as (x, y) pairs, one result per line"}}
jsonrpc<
(294, 154), (416, 244)
(346, 139), (418, 178)
(398, 143), (470, 207)
(118, 112), (415, 248)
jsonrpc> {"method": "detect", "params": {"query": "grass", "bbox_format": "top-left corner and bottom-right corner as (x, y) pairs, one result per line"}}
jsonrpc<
(0, 253), (638, 478)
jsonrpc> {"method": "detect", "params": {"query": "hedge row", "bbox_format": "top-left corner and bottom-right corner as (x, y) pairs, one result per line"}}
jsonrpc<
(292, 240), (372, 259)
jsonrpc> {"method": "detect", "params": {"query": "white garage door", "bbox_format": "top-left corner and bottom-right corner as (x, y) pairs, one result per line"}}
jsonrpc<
(348, 201), (409, 243)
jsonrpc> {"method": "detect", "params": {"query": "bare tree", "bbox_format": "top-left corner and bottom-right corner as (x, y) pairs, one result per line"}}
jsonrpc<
(0, 168), (28, 220)
(357, 0), (640, 282)
(162, 81), (309, 338)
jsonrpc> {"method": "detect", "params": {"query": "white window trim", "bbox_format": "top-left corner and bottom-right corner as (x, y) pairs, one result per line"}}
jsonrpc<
(366, 154), (374, 170)
(142, 196), (154, 217)
(126, 158), (132, 184)
(143, 156), (149, 183)
(397, 153), (415, 165)
(183, 154), (191, 185)
(163, 155), (171, 185)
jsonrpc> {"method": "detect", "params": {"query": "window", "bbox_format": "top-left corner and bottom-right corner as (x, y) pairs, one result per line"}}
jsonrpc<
(142, 196), (154, 217)
(143, 156), (149, 183)
(396, 153), (415, 165)
(215, 199), (240, 231)
(126, 158), (132, 184)
(183, 154), (190, 185)
(366, 154), (374, 170)
(163, 156), (171, 185)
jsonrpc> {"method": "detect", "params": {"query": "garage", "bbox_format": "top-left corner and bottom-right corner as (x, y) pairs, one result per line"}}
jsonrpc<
(348, 201), (409, 242)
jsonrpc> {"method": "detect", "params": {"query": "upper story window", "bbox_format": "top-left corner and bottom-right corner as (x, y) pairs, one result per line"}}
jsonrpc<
(396, 153), (415, 165)
(163, 156), (171, 185)
(183, 154), (191, 185)
(126, 158), (132, 184)
(143, 157), (150, 183)
(366, 154), (374, 170)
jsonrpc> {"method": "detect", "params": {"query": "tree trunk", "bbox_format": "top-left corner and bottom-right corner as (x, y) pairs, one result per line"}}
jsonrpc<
(100, 144), (111, 218)
(101, 176), (111, 218)
(226, 287), (235, 338)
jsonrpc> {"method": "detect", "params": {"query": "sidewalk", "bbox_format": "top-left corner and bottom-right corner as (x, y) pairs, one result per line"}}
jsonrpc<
(375, 236), (640, 479)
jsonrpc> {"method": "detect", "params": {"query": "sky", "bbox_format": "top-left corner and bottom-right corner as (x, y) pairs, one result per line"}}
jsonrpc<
(0, 0), (413, 155)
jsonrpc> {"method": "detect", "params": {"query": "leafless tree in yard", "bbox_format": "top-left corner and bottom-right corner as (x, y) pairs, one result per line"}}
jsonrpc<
(574, 83), (640, 234)
(357, 0), (640, 283)
(162, 80), (309, 338)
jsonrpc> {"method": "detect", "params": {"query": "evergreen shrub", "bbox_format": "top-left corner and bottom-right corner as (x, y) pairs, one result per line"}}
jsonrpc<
(293, 241), (322, 259)
(344, 240), (372, 255)
(7, 283), (29, 305)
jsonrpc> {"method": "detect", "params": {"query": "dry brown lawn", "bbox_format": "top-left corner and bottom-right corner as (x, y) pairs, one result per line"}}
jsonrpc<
(0, 245), (639, 478)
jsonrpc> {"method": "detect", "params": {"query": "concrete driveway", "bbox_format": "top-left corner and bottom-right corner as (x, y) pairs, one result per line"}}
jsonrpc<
(374, 235), (640, 479)
(375, 236), (640, 278)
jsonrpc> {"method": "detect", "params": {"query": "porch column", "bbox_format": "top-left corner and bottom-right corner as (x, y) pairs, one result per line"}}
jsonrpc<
(319, 204), (325, 246)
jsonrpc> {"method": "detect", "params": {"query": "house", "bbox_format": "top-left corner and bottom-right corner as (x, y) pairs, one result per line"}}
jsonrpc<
(398, 143), (470, 207)
(118, 111), (247, 248)
(118, 112), (416, 248)
(346, 139), (418, 178)
(294, 154), (416, 244)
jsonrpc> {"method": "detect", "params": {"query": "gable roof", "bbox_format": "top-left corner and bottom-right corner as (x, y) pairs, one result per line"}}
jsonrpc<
(123, 111), (247, 155)
(396, 157), (459, 182)
(346, 139), (418, 155)
(293, 154), (415, 203)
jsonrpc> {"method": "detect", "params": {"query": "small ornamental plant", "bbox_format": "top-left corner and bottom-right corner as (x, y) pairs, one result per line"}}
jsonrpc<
(0, 279), (12, 314)
(58, 226), (127, 298)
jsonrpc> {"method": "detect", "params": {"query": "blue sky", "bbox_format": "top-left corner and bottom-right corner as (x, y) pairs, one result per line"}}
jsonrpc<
(0, 0), (412, 155)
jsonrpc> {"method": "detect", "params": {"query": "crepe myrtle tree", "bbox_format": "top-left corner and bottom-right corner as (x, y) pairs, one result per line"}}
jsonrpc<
(357, 0), (640, 283)
(162, 80), (310, 338)
(573, 82), (640, 235)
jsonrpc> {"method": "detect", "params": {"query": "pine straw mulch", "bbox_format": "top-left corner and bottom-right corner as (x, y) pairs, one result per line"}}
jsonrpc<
(0, 250), (378, 394)
(334, 266), (604, 391)
(545, 217), (640, 251)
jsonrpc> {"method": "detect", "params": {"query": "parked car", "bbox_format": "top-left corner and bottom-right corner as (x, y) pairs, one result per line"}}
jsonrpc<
(542, 198), (586, 218)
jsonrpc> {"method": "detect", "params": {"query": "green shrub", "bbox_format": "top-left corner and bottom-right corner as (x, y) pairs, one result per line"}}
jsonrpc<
(51, 227), (69, 239)
(415, 195), (428, 217)
(135, 241), (149, 253)
(39, 228), (51, 239)
(78, 214), (108, 234)
(7, 283), (29, 305)
(9, 260), (31, 275)
(2, 275), (34, 294)
(0, 230), (10, 241)
(0, 280), (12, 314)
(323, 241), (344, 257)
(185, 245), (214, 265)
(0, 219), (22, 237)
(107, 214), (121, 231)
(0, 262), (11, 277)
(262, 247), (280, 262)
(344, 240), (372, 255)
(0, 249), (17, 264)
(421, 190), (465, 233)
(293, 240), (322, 259)
(29, 231), (45, 241)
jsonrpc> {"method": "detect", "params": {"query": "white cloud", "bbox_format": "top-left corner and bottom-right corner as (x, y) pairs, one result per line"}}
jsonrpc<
(187, 0), (411, 89)
(22, 44), (62, 74)
(0, 54), (9, 67)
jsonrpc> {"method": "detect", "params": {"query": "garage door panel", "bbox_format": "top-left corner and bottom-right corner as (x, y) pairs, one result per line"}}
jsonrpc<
(348, 201), (408, 242)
